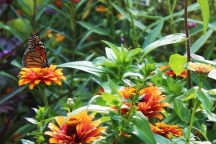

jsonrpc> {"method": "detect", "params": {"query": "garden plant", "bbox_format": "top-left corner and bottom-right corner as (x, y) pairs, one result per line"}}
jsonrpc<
(0, 0), (216, 143)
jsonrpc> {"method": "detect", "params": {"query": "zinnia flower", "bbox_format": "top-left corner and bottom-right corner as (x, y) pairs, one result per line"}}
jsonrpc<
(138, 85), (170, 119)
(95, 5), (106, 13)
(150, 122), (183, 139)
(55, 33), (65, 42)
(119, 87), (137, 99)
(18, 65), (66, 89)
(44, 111), (106, 143)
(160, 65), (187, 78)
(189, 63), (214, 81)
(189, 63), (214, 74)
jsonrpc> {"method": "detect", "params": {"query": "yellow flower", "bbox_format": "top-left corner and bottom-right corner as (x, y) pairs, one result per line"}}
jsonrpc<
(44, 111), (106, 143)
(18, 65), (66, 89)
(45, 30), (53, 38)
(150, 122), (183, 139)
(95, 5), (106, 13)
(55, 33), (65, 42)
(189, 63), (214, 74)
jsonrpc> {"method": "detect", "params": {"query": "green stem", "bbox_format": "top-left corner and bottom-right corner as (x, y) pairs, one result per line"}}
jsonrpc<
(199, 81), (203, 90)
(186, 97), (199, 141)
(125, 0), (138, 47)
(39, 85), (49, 107)
(167, 0), (177, 53)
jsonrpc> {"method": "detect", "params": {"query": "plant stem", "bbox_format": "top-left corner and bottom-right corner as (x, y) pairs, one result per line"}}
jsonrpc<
(33, 0), (36, 32)
(39, 85), (49, 107)
(187, 80), (202, 141)
(125, 0), (138, 47)
(108, 0), (116, 44)
(186, 97), (198, 141)
(167, 0), (177, 53)
(184, 0), (192, 90)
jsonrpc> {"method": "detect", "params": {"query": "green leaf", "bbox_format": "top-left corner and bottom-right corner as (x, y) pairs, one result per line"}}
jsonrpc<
(63, 105), (112, 125)
(190, 28), (213, 54)
(21, 139), (35, 144)
(143, 21), (164, 48)
(200, 124), (209, 140)
(105, 47), (117, 61)
(208, 69), (216, 80)
(107, 76), (121, 96)
(0, 85), (27, 105)
(25, 117), (37, 124)
(93, 57), (116, 67)
(101, 92), (120, 104)
(197, 0), (210, 34)
(102, 40), (120, 57)
(77, 21), (109, 36)
(128, 48), (142, 57)
(111, 2), (149, 32)
(182, 88), (196, 101)
(129, 112), (156, 144)
(174, 99), (191, 123)
(204, 37), (216, 59)
(207, 112), (216, 122)
(143, 33), (187, 57)
(169, 54), (187, 75)
(58, 61), (109, 77)
(196, 90), (211, 114)
(154, 134), (171, 144)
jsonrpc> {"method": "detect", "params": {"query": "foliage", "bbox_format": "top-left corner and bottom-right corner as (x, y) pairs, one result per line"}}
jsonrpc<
(0, 0), (216, 144)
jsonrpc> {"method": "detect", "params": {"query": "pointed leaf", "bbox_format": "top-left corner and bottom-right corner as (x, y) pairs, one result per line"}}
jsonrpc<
(143, 33), (187, 56)
(129, 112), (156, 144)
(174, 99), (191, 123)
(197, 0), (210, 34)
(196, 90), (211, 114)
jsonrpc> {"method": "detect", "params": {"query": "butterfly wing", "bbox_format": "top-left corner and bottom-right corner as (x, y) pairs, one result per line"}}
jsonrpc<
(22, 49), (49, 68)
(23, 35), (49, 68)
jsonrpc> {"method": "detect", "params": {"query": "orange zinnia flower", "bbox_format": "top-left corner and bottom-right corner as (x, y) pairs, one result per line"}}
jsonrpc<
(119, 87), (136, 99)
(95, 5), (106, 13)
(160, 65), (187, 78)
(55, 33), (65, 42)
(138, 86), (170, 119)
(150, 122), (183, 139)
(44, 111), (106, 144)
(18, 65), (66, 89)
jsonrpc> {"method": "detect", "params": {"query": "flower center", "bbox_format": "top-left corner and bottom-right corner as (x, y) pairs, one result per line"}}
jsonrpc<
(65, 117), (81, 136)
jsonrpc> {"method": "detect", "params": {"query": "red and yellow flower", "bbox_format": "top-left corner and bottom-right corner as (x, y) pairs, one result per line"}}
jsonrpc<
(138, 85), (170, 119)
(160, 65), (187, 78)
(118, 85), (169, 119)
(44, 111), (106, 143)
(18, 65), (66, 89)
(150, 122), (183, 139)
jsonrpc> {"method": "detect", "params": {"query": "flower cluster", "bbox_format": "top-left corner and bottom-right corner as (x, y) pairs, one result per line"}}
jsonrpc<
(119, 84), (170, 119)
(45, 30), (65, 42)
(44, 111), (106, 143)
(18, 65), (66, 89)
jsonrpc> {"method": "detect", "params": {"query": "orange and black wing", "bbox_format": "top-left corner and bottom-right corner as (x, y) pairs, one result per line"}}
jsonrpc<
(22, 35), (49, 68)
(22, 49), (49, 68)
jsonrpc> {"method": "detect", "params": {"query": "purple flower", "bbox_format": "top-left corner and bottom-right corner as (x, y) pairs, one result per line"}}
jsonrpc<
(188, 22), (197, 28)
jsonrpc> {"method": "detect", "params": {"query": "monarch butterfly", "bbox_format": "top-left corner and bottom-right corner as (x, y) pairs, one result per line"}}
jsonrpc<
(22, 35), (50, 68)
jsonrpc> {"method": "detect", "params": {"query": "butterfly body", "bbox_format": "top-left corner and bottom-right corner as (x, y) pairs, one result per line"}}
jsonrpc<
(22, 35), (50, 68)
